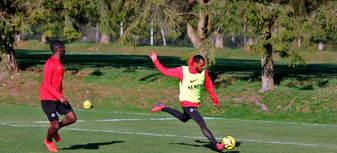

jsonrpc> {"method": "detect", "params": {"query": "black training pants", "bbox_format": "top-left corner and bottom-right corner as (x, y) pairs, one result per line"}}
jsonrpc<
(161, 107), (218, 145)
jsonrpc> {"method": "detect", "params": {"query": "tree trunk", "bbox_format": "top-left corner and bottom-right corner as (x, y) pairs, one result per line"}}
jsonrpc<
(161, 27), (166, 46)
(318, 41), (323, 51)
(186, 0), (208, 49)
(100, 33), (110, 44)
(41, 34), (47, 44)
(16, 34), (20, 42)
(247, 38), (253, 45)
(186, 23), (201, 48)
(297, 37), (301, 47)
(244, 24), (247, 46)
(151, 22), (153, 46)
(120, 22), (123, 37)
(231, 32), (236, 48)
(215, 26), (223, 48)
(197, 13), (208, 41)
(259, 20), (276, 92)
(96, 24), (99, 43)
(260, 44), (276, 92)
(6, 47), (18, 72)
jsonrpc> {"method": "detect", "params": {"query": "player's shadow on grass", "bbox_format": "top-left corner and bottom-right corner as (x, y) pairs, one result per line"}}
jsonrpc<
(61, 141), (125, 150)
(171, 140), (241, 152)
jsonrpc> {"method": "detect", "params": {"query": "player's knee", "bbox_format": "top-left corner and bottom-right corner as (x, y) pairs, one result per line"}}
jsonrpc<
(67, 112), (77, 123)
(180, 117), (189, 123)
(51, 124), (60, 130)
(70, 116), (77, 123)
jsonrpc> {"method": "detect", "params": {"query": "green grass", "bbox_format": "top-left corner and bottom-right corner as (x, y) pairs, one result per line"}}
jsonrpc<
(5, 42), (337, 123)
(1, 40), (337, 152)
(1, 106), (337, 153)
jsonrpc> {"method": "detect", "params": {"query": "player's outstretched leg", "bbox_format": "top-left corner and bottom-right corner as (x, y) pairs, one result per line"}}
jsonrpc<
(162, 107), (189, 122)
(150, 102), (166, 112)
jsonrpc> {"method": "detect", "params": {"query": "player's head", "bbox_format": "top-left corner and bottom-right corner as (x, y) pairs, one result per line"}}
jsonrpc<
(193, 55), (205, 73)
(50, 40), (65, 59)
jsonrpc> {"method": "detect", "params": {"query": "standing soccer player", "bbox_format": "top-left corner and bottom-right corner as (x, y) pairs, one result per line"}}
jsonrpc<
(40, 40), (77, 152)
(148, 51), (225, 151)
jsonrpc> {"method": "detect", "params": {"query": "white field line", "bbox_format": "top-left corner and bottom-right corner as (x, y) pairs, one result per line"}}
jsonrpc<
(203, 117), (337, 128)
(95, 119), (143, 122)
(77, 110), (337, 128)
(3, 116), (337, 128)
(0, 122), (336, 148)
(94, 117), (337, 128)
(77, 110), (155, 116)
(34, 120), (85, 123)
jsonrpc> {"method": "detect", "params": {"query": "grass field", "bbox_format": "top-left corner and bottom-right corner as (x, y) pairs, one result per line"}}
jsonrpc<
(0, 40), (337, 152)
(1, 106), (337, 153)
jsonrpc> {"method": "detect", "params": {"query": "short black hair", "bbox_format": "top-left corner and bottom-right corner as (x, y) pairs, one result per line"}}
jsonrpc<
(50, 40), (64, 53)
(193, 55), (205, 63)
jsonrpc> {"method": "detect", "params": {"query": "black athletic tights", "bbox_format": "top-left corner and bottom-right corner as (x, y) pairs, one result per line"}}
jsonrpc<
(161, 107), (218, 146)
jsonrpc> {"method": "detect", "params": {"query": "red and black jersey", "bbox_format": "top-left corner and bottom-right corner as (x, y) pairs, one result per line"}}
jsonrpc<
(40, 56), (64, 101)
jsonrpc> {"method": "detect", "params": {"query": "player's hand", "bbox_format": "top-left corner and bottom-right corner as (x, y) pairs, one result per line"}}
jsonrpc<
(213, 102), (221, 109)
(148, 51), (157, 61)
(59, 96), (68, 105)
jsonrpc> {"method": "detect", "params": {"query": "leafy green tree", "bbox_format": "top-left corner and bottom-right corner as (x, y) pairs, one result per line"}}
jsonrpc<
(209, 0), (337, 92)
(1, 0), (85, 72)
(119, 0), (221, 64)
(0, 0), (27, 72)
(83, 0), (126, 44)
(28, 0), (85, 43)
(119, 0), (182, 46)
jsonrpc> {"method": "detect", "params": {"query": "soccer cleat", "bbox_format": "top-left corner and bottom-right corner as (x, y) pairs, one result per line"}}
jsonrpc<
(49, 125), (61, 142)
(44, 139), (58, 152)
(150, 102), (165, 113)
(216, 143), (224, 151)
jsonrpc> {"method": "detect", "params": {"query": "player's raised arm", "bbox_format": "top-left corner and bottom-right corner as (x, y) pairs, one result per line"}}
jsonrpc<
(148, 51), (183, 80)
(148, 51), (157, 62)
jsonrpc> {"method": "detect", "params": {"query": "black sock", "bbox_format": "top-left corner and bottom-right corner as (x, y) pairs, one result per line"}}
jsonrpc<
(47, 138), (52, 142)
(59, 121), (63, 129)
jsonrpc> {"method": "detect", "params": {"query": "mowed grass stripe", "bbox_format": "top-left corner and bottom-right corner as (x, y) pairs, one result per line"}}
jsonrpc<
(0, 107), (334, 146)
(1, 122), (336, 148)
(1, 106), (337, 152)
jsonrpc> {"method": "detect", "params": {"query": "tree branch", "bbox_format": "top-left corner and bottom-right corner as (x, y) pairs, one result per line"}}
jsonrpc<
(0, 13), (17, 26)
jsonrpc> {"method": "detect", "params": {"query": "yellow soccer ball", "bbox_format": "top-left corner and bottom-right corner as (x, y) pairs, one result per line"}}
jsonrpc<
(222, 136), (236, 150)
(83, 100), (92, 109)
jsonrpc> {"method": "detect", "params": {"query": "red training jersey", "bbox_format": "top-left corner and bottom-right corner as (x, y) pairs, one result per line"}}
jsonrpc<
(152, 57), (218, 107)
(40, 56), (64, 101)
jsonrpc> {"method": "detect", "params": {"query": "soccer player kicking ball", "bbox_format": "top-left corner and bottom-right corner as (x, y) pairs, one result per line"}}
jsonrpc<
(148, 51), (225, 151)
(40, 40), (77, 152)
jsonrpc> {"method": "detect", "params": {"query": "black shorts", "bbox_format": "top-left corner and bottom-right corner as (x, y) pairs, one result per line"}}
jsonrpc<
(41, 100), (73, 121)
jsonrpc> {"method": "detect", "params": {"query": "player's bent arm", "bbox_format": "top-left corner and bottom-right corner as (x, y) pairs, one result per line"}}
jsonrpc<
(204, 69), (218, 103)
